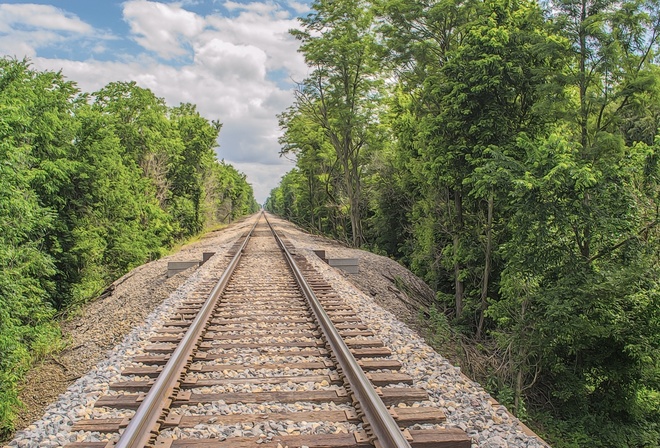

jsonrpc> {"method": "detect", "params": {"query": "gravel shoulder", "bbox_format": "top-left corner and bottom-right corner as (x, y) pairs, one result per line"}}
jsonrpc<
(268, 216), (435, 334)
(5, 212), (548, 447)
(268, 214), (548, 447)
(5, 217), (254, 443)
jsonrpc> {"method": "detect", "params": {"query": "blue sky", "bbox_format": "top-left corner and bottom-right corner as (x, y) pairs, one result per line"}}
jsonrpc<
(0, 0), (313, 202)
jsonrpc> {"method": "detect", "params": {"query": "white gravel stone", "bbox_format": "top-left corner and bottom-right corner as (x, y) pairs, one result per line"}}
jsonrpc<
(279, 218), (550, 448)
(8, 216), (550, 447)
(7, 229), (245, 447)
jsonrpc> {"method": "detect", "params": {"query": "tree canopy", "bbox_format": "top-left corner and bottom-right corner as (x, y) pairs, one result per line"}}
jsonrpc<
(0, 58), (258, 437)
(268, 0), (660, 445)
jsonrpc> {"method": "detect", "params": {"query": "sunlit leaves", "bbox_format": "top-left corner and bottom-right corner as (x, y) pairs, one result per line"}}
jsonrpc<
(0, 58), (258, 436)
(0, 57), (58, 437)
(272, 0), (660, 443)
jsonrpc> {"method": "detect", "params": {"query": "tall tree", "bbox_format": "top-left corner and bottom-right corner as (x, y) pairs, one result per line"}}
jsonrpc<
(169, 103), (221, 237)
(376, 0), (566, 318)
(484, 0), (660, 440)
(0, 59), (59, 436)
(59, 101), (172, 306)
(290, 0), (383, 247)
(278, 107), (347, 237)
(438, 0), (566, 321)
(92, 81), (179, 208)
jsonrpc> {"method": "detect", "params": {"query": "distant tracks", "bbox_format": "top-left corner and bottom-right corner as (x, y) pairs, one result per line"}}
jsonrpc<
(68, 213), (470, 448)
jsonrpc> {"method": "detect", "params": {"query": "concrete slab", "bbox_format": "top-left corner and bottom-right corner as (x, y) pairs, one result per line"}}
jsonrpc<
(167, 261), (201, 278)
(328, 258), (359, 274)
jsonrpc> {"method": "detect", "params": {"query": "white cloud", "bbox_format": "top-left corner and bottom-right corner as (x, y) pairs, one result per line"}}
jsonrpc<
(195, 38), (267, 82)
(287, 1), (311, 14)
(123, 0), (206, 59)
(0, 4), (93, 34)
(21, 0), (309, 202)
(0, 3), (96, 57)
(0, 31), (53, 58)
(204, 12), (305, 77)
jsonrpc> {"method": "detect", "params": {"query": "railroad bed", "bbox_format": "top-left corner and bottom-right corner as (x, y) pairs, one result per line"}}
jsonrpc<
(6, 213), (548, 448)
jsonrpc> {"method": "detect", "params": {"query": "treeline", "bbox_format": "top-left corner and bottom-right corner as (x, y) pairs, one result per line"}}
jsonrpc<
(266, 0), (660, 446)
(0, 58), (258, 435)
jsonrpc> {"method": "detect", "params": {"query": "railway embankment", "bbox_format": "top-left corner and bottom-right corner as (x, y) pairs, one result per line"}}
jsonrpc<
(5, 213), (547, 447)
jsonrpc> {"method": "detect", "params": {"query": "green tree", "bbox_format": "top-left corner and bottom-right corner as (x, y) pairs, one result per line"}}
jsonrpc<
(92, 81), (179, 208)
(57, 101), (172, 307)
(0, 59), (80, 311)
(0, 58), (60, 437)
(278, 107), (348, 237)
(493, 4), (660, 440)
(290, 0), (384, 246)
(490, 131), (660, 445)
(376, 0), (566, 319)
(206, 161), (258, 223)
(547, 0), (660, 261)
(169, 103), (221, 237)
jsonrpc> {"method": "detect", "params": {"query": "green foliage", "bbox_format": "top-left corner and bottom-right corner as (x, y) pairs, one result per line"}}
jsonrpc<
(0, 58), (60, 437)
(269, 107), (353, 241)
(168, 103), (221, 237)
(269, 0), (660, 445)
(286, 0), (385, 246)
(207, 160), (259, 222)
(0, 58), (257, 437)
(426, 304), (452, 347)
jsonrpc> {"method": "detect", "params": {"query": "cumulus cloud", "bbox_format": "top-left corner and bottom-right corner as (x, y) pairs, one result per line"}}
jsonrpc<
(15, 0), (308, 202)
(203, 11), (305, 77)
(0, 3), (96, 57)
(123, 1), (205, 59)
(195, 38), (268, 82)
(287, 1), (311, 14)
(0, 3), (93, 33)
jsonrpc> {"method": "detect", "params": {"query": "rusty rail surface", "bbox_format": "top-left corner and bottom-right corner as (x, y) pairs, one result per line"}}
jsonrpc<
(67, 212), (471, 448)
(264, 214), (413, 448)
(114, 217), (259, 448)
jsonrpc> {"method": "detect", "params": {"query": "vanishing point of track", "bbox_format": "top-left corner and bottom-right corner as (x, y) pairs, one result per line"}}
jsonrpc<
(67, 213), (471, 448)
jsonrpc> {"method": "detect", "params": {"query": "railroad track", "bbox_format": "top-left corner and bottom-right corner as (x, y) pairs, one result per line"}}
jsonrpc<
(67, 213), (471, 448)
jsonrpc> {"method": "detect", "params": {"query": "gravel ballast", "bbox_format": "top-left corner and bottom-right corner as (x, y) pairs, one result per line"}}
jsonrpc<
(267, 216), (548, 447)
(5, 213), (548, 448)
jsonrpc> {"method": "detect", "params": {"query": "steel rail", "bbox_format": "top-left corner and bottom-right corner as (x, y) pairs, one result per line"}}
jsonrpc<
(114, 214), (261, 448)
(264, 213), (413, 448)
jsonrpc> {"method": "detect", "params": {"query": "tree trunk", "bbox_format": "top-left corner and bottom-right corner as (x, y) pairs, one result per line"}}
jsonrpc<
(341, 145), (363, 248)
(350, 163), (364, 247)
(349, 194), (363, 247)
(579, 0), (588, 151)
(308, 169), (315, 230)
(514, 359), (524, 414)
(514, 298), (528, 415)
(476, 194), (494, 339)
(454, 189), (464, 317)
